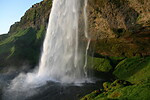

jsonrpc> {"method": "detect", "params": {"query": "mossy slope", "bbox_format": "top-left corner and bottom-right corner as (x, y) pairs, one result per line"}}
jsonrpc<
(81, 81), (150, 100)
(113, 57), (150, 84)
(0, 0), (50, 70)
(87, 56), (113, 72)
(82, 56), (150, 100)
(0, 27), (45, 71)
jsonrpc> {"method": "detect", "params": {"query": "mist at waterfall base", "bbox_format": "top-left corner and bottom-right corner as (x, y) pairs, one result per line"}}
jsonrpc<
(1, 0), (103, 99)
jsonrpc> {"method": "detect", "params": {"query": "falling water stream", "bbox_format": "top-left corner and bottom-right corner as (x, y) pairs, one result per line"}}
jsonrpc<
(37, 0), (88, 83)
(1, 0), (104, 100)
(83, 0), (91, 77)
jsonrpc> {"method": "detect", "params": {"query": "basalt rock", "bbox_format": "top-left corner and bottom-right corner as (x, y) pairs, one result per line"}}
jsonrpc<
(87, 0), (150, 57)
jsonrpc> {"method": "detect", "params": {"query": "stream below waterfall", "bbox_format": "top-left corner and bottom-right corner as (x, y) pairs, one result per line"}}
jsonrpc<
(0, 72), (108, 100)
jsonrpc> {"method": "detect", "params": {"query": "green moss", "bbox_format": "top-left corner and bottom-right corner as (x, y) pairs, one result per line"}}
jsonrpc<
(88, 56), (113, 72)
(81, 80), (150, 100)
(0, 34), (8, 41)
(107, 83), (150, 100)
(0, 43), (12, 55)
(113, 57), (150, 84)
(6, 46), (15, 59)
(0, 27), (39, 67)
(82, 56), (150, 99)
(12, 28), (37, 61)
(81, 90), (102, 100)
(0, 28), (31, 46)
(108, 56), (125, 66)
(103, 82), (112, 91)
(0, 0), (52, 67)
(23, 9), (36, 21)
(36, 25), (45, 39)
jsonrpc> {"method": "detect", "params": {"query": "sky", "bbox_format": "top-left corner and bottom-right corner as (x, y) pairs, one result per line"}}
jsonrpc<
(0, 0), (43, 34)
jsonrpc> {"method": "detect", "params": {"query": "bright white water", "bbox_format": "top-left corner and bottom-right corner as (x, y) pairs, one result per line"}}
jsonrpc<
(37, 0), (90, 83)
(83, 0), (91, 77)
(2, 1), (92, 99)
(4, 1), (91, 95)
(2, 1), (93, 99)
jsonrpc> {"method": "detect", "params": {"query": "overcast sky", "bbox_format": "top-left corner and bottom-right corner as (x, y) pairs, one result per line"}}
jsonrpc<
(0, 0), (43, 34)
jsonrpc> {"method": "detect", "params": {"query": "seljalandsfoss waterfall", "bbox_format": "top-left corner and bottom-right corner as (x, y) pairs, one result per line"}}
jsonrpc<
(15, 0), (91, 86)
(37, 0), (90, 83)
(1, 0), (149, 99)
(2, 0), (100, 100)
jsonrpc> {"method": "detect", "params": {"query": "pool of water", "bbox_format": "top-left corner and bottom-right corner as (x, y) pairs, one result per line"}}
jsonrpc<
(0, 73), (105, 100)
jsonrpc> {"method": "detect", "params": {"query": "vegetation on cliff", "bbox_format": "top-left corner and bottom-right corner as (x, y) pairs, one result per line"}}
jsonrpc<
(0, 0), (51, 70)
(0, 0), (149, 99)
(82, 56), (150, 100)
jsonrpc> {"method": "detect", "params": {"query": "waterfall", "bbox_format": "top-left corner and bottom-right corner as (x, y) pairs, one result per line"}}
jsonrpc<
(83, 0), (91, 77)
(2, 1), (92, 99)
(37, 0), (90, 83)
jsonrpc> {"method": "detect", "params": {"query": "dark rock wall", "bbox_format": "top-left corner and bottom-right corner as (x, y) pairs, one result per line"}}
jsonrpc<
(87, 0), (150, 57)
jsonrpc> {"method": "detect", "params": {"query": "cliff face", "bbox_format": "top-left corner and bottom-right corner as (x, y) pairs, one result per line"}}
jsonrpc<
(88, 0), (150, 37)
(0, 0), (150, 99)
(0, 0), (52, 70)
(87, 0), (150, 57)
(0, 0), (149, 68)
(9, 0), (52, 34)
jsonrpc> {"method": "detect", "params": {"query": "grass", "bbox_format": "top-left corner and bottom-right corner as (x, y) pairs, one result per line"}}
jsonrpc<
(81, 56), (150, 100)
(0, 28), (32, 46)
(113, 57), (150, 84)
(6, 46), (15, 59)
(0, 27), (38, 67)
(87, 56), (113, 72)
(36, 25), (45, 40)
(81, 81), (150, 100)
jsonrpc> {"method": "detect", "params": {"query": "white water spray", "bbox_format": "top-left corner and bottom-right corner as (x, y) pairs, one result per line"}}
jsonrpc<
(37, 0), (90, 83)
(3, 1), (92, 99)
(5, 0), (91, 93)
